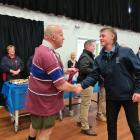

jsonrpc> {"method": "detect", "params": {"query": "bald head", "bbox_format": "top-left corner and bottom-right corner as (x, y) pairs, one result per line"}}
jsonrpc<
(44, 25), (64, 49)
(44, 25), (62, 37)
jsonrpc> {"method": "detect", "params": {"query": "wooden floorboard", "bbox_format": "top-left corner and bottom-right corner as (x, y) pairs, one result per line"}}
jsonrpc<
(0, 98), (139, 140)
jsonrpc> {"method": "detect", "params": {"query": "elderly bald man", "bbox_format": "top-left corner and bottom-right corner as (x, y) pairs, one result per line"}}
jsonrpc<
(26, 25), (79, 140)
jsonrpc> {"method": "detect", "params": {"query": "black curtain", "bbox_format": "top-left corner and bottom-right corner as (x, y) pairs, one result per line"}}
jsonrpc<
(131, 0), (140, 32)
(63, 0), (130, 29)
(0, 14), (44, 77)
(0, 0), (139, 33)
(0, 14), (44, 105)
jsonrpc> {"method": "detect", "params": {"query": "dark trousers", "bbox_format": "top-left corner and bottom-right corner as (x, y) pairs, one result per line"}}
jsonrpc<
(0, 94), (5, 106)
(106, 100), (140, 140)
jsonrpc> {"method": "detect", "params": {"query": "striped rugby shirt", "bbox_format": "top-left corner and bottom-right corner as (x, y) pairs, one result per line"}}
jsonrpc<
(26, 40), (65, 116)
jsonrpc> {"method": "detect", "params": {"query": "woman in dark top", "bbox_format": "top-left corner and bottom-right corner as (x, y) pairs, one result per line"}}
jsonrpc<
(1, 45), (24, 81)
(67, 52), (78, 68)
(67, 52), (78, 83)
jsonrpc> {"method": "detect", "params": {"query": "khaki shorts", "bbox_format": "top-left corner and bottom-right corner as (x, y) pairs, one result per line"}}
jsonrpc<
(31, 114), (57, 129)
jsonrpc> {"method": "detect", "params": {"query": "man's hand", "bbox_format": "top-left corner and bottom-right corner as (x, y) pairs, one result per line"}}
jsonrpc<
(10, 69), (21, 76)
(73, 84), (83, 94)
(64, 68), (79, 74)
(57, 82), (83, 94)
(132, 93), (140, 102)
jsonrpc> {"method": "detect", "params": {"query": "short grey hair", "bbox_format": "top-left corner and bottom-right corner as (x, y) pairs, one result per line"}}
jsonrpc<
(84, 39), (96, 48)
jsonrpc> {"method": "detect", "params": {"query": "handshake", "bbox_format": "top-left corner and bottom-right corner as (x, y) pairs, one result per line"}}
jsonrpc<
(72, 84), (83, 94)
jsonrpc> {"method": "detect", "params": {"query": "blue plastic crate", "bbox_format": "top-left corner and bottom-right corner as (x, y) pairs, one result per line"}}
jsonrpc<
(93, 82), (99, 93)
(64, 92), (76, 99)
(11, 86), (27, 110)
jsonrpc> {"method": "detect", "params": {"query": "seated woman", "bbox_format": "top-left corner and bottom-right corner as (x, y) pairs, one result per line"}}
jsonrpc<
(0, 45), (24, 81)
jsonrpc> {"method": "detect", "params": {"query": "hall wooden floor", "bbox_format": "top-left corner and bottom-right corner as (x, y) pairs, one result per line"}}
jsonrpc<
(0, 98), (139, 140)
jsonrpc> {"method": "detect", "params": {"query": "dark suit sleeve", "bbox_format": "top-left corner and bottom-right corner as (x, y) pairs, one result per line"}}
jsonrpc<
(80, 59), (100, 89)
(78, 56), (93, 75)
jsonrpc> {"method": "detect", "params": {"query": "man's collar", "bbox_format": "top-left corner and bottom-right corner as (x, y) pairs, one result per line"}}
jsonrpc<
(42, 39), (55, 50)
(105, 45), (115, 53)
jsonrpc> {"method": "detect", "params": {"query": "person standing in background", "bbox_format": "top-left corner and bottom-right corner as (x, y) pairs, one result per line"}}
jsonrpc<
(0, 45), (24, 81)
(67, 52), (78, 83)
(76, 40), (97, 136)
(67, 52), (78, 68)
(96, 78), (106, 122)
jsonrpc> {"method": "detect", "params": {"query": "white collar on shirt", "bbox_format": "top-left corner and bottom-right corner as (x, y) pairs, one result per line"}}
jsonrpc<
(42, 39), (55, 50)
(105, 45), (115, 53)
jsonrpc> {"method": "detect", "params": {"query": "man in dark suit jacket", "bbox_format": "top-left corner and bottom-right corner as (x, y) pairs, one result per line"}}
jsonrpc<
(77, 27), (140, 140)
(76, 40), (97, 136)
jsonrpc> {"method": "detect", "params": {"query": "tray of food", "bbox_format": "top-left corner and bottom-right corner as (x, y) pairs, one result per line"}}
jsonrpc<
(9, 79), (28, 85)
